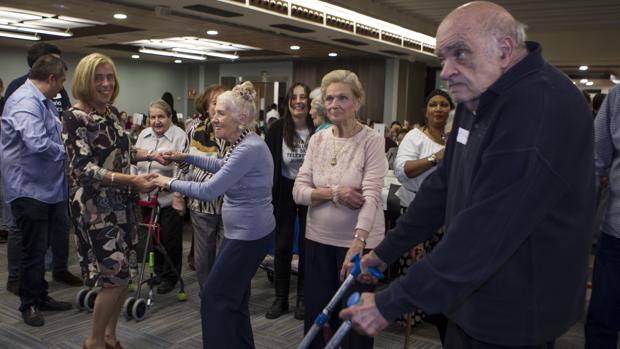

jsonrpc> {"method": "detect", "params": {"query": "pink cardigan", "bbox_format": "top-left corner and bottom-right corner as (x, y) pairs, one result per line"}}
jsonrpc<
(293, 126), (387, 248)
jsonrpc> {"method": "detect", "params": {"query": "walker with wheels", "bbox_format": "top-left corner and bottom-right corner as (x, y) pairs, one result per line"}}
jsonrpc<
(122, 195), (187, 322)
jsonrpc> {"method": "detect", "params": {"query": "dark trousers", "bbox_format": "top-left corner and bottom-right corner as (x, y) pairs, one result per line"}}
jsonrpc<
(7, 203), (70, 281)
(153, 206), (184, 284)
(586, 232), (620, 348)
(10, 198), (66, 311)
(445, 321), (555, 349)
(201, 232), (272, 349)
(274, 177), (307, 300)
(304, 239), (374, 349)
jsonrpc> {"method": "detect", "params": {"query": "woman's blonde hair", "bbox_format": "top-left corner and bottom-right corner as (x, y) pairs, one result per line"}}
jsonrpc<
(320, 69), (365, 106)
(217, 81), (258, 130)
(72, 53), (119, 104)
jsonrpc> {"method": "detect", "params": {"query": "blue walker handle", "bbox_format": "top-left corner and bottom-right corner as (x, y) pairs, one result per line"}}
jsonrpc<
(350, 253), (384, 280)
(346, 292), (361, 307)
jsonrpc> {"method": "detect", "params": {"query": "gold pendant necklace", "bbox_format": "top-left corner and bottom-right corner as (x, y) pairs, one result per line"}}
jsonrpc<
(331, 123), (360, 166)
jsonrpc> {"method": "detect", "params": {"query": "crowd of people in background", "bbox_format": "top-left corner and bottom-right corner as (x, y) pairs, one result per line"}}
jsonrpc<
(1, 1), (619, 349)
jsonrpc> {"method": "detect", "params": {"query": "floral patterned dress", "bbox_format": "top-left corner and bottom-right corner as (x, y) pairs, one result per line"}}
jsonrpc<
(62, 106), (137, 287)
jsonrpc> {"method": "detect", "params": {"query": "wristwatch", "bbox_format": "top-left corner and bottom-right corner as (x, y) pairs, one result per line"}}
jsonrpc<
(428, 153), (438, 166)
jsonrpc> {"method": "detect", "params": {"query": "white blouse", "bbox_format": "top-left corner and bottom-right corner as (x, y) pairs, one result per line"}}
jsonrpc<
(393, 128), (444, 207)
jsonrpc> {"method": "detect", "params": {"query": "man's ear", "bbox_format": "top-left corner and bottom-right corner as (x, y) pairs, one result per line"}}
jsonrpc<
(498, 37), (515, 68)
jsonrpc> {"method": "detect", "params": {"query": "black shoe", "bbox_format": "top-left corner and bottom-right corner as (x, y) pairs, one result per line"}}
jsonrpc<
(265, 298), (289, 319)
(294, 299), (305, 320)
(52, 271), (83, 287)
(39, 296), (72, 311)
(157, 281), (175, 294)
(22, 306), (44, 327)
(6, 280), (19, 296)
(0, 230), (7, 243)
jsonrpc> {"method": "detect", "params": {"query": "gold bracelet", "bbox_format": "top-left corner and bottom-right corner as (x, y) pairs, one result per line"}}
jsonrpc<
(354, 232), (367, 246)
(111, 172), (116, 185)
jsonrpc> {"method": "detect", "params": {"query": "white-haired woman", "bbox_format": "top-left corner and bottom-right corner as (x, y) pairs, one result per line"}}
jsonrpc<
(293, 70), (387, 348)
(309, 87), (331, 132)
(133, 99), (188, 294)
(153, 81), (274, 349)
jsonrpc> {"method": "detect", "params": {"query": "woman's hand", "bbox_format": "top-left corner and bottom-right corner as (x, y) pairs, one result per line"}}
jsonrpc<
(339, 237), (366, 282)
(334, 186), (365, 209)
(151, 174), (173, 190)
(435, 148), (445, 162)
(132, 173), (158, 193)
(172, 193), (186, 216)
(151, 151), (171, 166)
(161, 151), (185, 163)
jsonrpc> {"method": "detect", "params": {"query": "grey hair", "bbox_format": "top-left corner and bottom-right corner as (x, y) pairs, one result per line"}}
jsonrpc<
(311, 98), (327, 118)
(216, 81), (258, 130)
(149, 99), (172, 117)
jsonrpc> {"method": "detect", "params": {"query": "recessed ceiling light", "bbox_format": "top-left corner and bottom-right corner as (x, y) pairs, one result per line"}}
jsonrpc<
(206, 30), (218, 36)
(131, 54), (139, 59)
(290, 45), (301, 50)
(328, 52), (338, 57)
(174, 59), (182, 64)
(113, 13), (127, 20)
(579, 65), (588, 71)
(586, 81), (594, 86)
(579, 79), (588, 84)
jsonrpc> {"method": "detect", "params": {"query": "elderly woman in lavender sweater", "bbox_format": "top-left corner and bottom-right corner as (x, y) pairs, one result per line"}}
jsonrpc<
(152, 81), (274, 349)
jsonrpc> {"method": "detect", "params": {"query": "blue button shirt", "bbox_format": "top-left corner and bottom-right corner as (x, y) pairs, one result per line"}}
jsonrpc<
(0, 79), (67, 204)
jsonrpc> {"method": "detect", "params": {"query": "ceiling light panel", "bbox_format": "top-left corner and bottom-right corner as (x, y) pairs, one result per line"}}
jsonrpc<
(0, 24), (72, 37)
(127, 36), (256, 60)
(139, 48), (206, 61)
(0, 30), (40, 40)
(0, 6), (102, 38)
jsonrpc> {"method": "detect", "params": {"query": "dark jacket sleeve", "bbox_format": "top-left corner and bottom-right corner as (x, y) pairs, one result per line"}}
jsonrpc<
(373, 146), (450, 265)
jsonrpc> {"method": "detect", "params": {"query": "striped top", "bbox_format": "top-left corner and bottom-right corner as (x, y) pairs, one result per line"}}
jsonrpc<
(179, 118), (228, 214)
(594, 84), (620, 238)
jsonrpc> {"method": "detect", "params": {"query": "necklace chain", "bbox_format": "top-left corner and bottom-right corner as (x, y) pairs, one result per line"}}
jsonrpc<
(331, 123), (361, 166)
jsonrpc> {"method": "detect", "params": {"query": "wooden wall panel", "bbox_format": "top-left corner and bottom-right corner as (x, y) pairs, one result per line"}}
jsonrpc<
(293, 59), (386, 122)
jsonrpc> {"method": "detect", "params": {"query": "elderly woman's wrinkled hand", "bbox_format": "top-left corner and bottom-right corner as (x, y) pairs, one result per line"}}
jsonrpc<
(151, 174), (173, 191)
(133, 173), (159, 193)
(161, 151), (185, 162)
(336, 186), (365, 209)
(152, 151), (172, 166)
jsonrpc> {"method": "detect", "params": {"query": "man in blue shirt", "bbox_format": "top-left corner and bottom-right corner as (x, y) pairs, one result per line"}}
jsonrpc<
(342, 2), (594, 347)
(586, 84), (620, 347)
(0, 54), (73, 326)
(1, 42), (80, 296)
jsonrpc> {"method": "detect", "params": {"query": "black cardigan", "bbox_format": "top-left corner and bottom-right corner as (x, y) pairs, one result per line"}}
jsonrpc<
(265, 119), (285, 205)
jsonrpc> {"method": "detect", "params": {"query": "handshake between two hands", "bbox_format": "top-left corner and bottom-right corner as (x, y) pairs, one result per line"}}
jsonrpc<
(131, 150), (185, 193)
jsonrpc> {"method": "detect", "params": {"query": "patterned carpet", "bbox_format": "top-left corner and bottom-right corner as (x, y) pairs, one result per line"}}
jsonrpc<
(0, 223), (590, 349)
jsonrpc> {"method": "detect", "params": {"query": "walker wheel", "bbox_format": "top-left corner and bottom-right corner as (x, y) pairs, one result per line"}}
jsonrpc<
(132, 298), (147, 321)
(123, 297), (135, 320)
(85, 289), (98, 313)
(75, 288), (89, 310)
(176, 292), (187, 302)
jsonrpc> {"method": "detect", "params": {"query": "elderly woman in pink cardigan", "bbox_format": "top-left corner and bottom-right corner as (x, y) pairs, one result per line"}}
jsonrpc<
(293, 69), (387, 349)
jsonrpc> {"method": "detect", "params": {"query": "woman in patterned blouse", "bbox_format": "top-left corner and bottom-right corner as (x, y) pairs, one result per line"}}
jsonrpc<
(62, 53), (161, 349)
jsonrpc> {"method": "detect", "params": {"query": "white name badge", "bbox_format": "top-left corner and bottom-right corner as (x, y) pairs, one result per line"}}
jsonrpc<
(457, 127), (470, 145)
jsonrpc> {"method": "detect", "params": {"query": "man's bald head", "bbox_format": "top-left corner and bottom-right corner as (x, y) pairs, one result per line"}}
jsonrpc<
(440, 1), (526, 51)
(436, 1), (529, 111)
